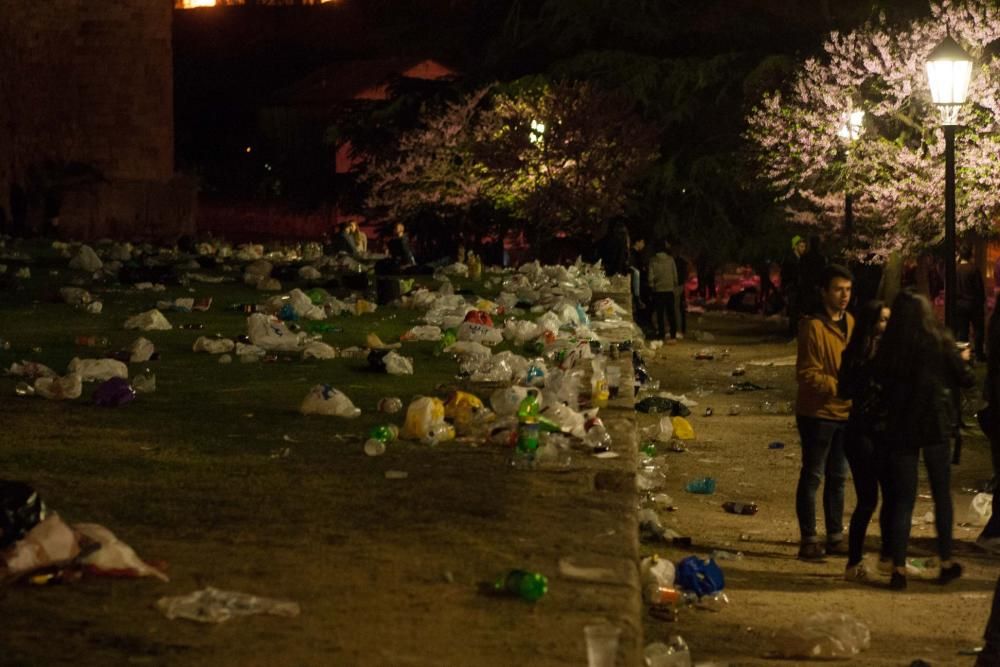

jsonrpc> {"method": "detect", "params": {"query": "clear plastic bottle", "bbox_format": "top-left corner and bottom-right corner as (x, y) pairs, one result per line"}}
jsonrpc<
(583, 417), (612, 452)
(132, 369), (156, 394)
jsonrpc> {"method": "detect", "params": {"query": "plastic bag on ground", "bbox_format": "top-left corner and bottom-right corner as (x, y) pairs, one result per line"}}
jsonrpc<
(287, 288), (326, 320)
(34, 373), (83, 400)
(93, 377), (137, 407)
(243, 259), (273, 286)
(675, 556), (724, 597)
(129, 337), (156, 363)
(592, 297), (627, 321)
(400, 325), (442, 342)
(771, 612), (871, 660)
(2, 514), (80, 578)
(671, 416), (695, 440)
(642, 416), (674, 442)
(193, 336), (235, 354)
(383, 351), (414, 375)
(535, 312), (562, 335)
(640, 555), (676, 590)
(457, 321), (503, 346)
(401, 396), (446, 441)
(6, 361), (57, 380)
(299, 385), (361, 417)
(490, 386), (531, 417)
(124, 309), (173, 331)
(502, 319), (541, 345)
(156, 587), (300, 624)
(67, 357), (129, 382)
(59, 287), (92, 305)
(969, 493), (993, 526)
(68, 245), (103, 272)
(74, 523), (168, 581)
(247, 313), (307, 352)
(301, 341), (338, 360)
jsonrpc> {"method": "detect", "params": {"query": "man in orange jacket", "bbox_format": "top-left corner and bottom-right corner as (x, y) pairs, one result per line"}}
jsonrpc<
(795, 264), (855, 561)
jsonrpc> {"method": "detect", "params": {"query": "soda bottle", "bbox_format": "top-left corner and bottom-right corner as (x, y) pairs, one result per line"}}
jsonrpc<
(722, 501), (758, 515)
(369, 424), (399, 444)
(516, 391), (541, 454)
(685, 477), (716, 494)
(494, 569), (548, 601)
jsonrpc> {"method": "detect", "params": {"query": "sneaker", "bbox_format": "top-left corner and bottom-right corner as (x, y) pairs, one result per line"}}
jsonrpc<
(798, 542), (826, 561)
(890, 571), (907, 590)
(826, 539), (849, 556)
(977, 534), (1000, 555)
(938, 562), (963, 584)
(844, 561), (869, 583)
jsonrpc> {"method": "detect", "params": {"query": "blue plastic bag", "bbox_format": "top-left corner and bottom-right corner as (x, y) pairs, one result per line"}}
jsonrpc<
(675, 556), (725, 597)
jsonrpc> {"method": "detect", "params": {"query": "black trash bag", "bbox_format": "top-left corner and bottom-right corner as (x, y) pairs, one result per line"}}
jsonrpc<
(0, 481), (46, 549)
(367, 349), (389, 372)
(635, 396), (690, 417)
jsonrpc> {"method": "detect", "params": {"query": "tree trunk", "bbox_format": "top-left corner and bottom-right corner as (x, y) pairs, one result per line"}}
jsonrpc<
(877, 251), (903, 306)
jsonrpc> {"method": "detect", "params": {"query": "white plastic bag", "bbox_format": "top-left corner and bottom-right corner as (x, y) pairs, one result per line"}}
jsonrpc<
(124, 309), (173, 331)
(490, 386), (532, 417)
(247, 313), (307, 352)
(129, 337), (156, 362)
(67, 357), (129, 382)
(34, 373), (83, 400)
(400, 325), (443, 342)
(502, 319), (541, 345)
(384, 351), (414, 375)
(299, 385), (361, 417)
(771, 612), (871, 660)
(301, 341), (338, 360)
(969, 493), (993, 527)
(74, 523), (169, 581)
(457, 321), (504, 346)
(68, 245), (103, 272)
(2, 514), (80, 577)
(156, 587), (300, 624)
(193, 336), (235, 354)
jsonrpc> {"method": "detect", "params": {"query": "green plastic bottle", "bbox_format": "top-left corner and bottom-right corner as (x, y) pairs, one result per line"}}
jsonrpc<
(494, 569), (548, 601)
(516, 392), (541, 454)
(369, 424), (399, 443)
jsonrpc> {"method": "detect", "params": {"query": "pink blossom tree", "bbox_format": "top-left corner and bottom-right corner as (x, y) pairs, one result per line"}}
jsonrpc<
(747, 0), (1000, 260)
(362, 81), (658, 241)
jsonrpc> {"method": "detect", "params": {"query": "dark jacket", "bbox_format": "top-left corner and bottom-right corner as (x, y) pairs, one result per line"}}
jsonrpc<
(883, 344), (974, 450)
(956, 262), (985, 307)
(838, 345), (884, 435)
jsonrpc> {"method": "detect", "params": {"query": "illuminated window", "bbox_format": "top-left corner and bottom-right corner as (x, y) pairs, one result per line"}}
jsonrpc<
(178, 0), (216, 7)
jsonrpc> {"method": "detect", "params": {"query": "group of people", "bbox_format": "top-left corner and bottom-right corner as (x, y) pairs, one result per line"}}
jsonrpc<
(794, 263), (989, 592)
(329, 220), (417, 269)
(601, 220), (689, 344)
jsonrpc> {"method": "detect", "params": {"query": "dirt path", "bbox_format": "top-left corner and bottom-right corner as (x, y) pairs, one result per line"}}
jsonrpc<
(640, 311), (998, 666)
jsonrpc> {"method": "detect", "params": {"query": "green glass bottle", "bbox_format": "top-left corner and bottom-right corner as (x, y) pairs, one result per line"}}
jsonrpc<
(494, 569), (548, 601)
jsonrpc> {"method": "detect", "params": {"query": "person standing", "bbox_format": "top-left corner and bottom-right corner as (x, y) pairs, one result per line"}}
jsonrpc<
(781, 236), (807, 338)
(838, 300), (892, 581)
(630, 237), (652, 330)
(673, 248), (689, 340)
(601, 219), (632, 277)
(649, 240), (679, 343)
(955, 244), (986, 360)
(976, 301), (1000, 553)
(876, 289), (972, 589)
(795, 264), (854, 561)
(799, 234), (828, 317)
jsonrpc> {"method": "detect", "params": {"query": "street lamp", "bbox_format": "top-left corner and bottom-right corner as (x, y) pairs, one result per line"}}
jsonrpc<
(837, 109), (865, 236)
(926, 35), (973, 332)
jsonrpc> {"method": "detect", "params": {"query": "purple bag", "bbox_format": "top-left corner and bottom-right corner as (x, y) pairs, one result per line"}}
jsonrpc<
(93, 377), (136, 407)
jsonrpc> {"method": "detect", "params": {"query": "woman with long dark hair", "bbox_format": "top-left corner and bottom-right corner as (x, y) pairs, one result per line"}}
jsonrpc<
(876, 289), (973, 589)
(977, 302), (1000, 551)
(838, 300), (891, 582)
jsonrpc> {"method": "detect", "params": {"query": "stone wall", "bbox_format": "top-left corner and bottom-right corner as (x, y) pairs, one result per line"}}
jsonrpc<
(0, 0), (195, 240)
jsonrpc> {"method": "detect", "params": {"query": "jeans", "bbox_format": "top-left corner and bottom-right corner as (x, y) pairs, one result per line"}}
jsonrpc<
(652, 291), (677, 339)
(886, 443), (954, 566)
(796, 415), (849, 543)
(844, 423), (890, 565)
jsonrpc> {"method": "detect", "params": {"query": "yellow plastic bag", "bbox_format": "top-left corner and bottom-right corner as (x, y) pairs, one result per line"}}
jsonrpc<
(402, 396), (446, 440)
(671, 416), (695, 440)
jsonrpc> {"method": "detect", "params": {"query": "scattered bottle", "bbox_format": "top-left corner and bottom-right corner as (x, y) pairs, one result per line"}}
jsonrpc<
(233, 303), (260, 314)
(685, 477), (716, 494)
(494, 569), (548, 602)
(641, 441), (658, 458)
(722, 501), (758, 515)
(516, 391), (542, 455)
(703, 407), (713, 417)
(364, 424), (399, 457)
(583, 417), (612, 452)
(132, 369), (156, 394)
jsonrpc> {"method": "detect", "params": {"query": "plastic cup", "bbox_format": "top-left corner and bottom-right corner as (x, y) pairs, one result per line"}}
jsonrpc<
(584, 624), (621, 667)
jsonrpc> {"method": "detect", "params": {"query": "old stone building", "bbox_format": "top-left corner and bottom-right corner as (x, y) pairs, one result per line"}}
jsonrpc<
(0, 0), (194, 240)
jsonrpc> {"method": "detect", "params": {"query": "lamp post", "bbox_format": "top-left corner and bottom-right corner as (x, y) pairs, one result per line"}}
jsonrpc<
(837, 109), (865, 237)
(925, 35), (973, 332)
